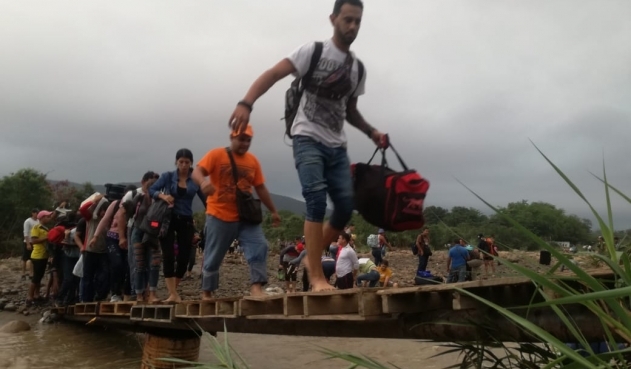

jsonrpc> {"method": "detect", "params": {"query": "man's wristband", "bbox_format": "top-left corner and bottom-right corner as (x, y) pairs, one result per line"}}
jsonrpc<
(237, 100), (253, 112)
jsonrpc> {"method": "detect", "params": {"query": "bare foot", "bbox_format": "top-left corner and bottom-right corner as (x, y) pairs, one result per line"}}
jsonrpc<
(163, 294), (182, 303)
(201, 291), (214, 301)
(250, 283), (265, 297)
(148, 292), (161, 303)
(310, 279), (335, 292)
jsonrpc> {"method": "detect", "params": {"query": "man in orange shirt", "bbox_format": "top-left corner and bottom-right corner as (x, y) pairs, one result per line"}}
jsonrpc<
(192, 124), (281, 299)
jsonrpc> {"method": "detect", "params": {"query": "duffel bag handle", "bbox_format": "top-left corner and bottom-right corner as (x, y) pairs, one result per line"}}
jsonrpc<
(366, 139), (409, 172)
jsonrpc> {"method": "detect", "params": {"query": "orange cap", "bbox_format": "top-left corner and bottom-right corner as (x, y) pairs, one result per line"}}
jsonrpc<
(231, 124), (253, 137)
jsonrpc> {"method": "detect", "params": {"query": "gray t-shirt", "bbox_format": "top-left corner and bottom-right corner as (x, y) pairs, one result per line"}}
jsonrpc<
(287, 38), (366, 148)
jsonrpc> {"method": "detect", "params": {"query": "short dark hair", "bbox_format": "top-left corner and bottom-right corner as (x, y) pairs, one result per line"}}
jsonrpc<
(381, 259), (389, 267)
(333, 0), (363, 15)
(340, 233), (351, 243)
(454, 238), (462, 244)
(142, 171), (159, 182)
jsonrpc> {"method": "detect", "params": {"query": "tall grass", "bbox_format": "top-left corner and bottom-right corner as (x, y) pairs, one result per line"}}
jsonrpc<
(159, 144), (631, 368)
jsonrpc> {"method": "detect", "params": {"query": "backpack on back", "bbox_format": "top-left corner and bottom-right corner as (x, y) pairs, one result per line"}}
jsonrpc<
(366, 234), (379, 248)
(351, 141), (430, 232)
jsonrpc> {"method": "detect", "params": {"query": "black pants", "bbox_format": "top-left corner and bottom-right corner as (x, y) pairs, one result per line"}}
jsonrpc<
(31, 258), (47, 285)
(57, 254), (79, 305)
(161, 214), (194, 279)
(417, 255), (429, 272)
(81, 252), (110, 302)
(106, 236), (130, 296)
(187, 244), (197, 272)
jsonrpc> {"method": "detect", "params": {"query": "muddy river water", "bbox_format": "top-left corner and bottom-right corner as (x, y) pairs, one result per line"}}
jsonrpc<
(0, 312), (459, 369)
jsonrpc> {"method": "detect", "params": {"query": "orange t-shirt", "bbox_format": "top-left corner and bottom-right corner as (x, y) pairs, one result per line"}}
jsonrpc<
(197, 147), (265, 222)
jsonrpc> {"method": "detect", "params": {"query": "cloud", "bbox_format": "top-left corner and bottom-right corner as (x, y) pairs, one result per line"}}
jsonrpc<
(1, 0), (630, 228)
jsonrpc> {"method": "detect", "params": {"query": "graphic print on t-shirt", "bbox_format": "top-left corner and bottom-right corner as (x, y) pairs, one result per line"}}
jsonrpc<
(303, 55), (358, 133)
(216, 163), (256, 205)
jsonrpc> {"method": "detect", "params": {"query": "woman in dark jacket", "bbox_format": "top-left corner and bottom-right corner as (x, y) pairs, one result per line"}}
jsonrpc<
(150, 148), (206, 302)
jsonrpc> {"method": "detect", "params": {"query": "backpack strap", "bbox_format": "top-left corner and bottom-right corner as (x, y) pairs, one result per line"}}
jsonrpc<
(352, 59), (364, 96)
(301, 41), (323, 91)
(225, 147), (241, 191)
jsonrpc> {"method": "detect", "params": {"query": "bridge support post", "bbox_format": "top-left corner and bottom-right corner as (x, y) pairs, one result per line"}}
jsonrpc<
(140, 331), (201, 369)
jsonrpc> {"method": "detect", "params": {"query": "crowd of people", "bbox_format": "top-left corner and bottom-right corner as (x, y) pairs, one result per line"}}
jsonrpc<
(19, 0), (395, 305)
(277, 225), (398, 293)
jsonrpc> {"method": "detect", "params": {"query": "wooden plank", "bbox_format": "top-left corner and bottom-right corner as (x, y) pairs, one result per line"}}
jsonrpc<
(200, 302), (216, 317)
(130, 306), (143, 320)
(284, 295), (304, 316)
(174, 303), (189, 317)
(99, 303), (116, 315)
(452, 291), (480, 310)
(74, 302), (99, 316)
(303, 292), (358, 316)
(114, 302), (135, 316)
(377, 277), (533, 296)
(244, 314), (383, 321)
(382, 291), (452, 314)
(239, 297), (284, 316)
(215, 300), (237, 317)
(357, 291), (383, 316)
(187, 302), (201, 317)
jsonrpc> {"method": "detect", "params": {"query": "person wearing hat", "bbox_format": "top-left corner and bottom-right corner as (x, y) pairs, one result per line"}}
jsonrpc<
(21, 208), (39, 281)
(193, 123), (281, 299)
(26, 210), (53, 306)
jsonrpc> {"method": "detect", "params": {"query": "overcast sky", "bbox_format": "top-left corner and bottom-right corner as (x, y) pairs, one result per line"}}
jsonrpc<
(1, 1), (630, 229)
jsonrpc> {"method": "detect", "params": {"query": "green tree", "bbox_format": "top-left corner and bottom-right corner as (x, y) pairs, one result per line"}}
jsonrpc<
(72, 182), (95, 207)
(0, 168), (52, 255)
(423, 206), (449, 225)
(443, 206), (487, 227)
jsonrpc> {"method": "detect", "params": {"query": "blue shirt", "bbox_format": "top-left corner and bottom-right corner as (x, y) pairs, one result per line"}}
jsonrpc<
(149, 170), (206, 217)
(448, 244), (469, 268)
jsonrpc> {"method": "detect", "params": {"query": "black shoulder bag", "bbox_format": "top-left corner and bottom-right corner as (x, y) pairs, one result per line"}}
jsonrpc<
(225, 148), (263, 224)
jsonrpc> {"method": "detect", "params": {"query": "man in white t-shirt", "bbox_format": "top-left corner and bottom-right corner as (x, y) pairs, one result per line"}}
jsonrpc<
(22, 208), (39, 280)
(334, 233), (358, 289)
(229, 0), (387, 292)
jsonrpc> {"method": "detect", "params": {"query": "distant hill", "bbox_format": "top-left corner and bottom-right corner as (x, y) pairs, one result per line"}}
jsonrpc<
(53, 180), (315, 216)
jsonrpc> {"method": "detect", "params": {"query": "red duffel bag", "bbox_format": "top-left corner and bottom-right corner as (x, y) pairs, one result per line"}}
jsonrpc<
(351, 142), (430, 232)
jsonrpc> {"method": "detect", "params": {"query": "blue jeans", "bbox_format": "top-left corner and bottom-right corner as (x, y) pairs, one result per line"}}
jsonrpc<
(106, 236), (130, 296)
(371, 248), (383, 266)
(292, 135), (354, 230)
(202, 215), (268, 292)
(449, 264), (467, 283)
(127, 227), (136, 297)
(356, 270), (380, 287)
(131, 228), (161, 294)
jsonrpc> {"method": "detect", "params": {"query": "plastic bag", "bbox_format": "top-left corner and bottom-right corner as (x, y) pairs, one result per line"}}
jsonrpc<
(73, 254), (84, 278)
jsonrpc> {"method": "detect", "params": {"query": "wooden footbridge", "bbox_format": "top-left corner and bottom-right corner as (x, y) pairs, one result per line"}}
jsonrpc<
(57, 270), (614, 344)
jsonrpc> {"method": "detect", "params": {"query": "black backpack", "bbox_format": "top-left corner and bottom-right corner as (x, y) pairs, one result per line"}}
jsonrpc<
(104, 183), (127, 201)
(283, 42), (365, 139)
(139, 198), (172, 238)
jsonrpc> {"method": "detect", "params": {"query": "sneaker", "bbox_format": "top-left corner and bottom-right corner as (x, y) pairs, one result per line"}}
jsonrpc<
(110, 295), (122, 302)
